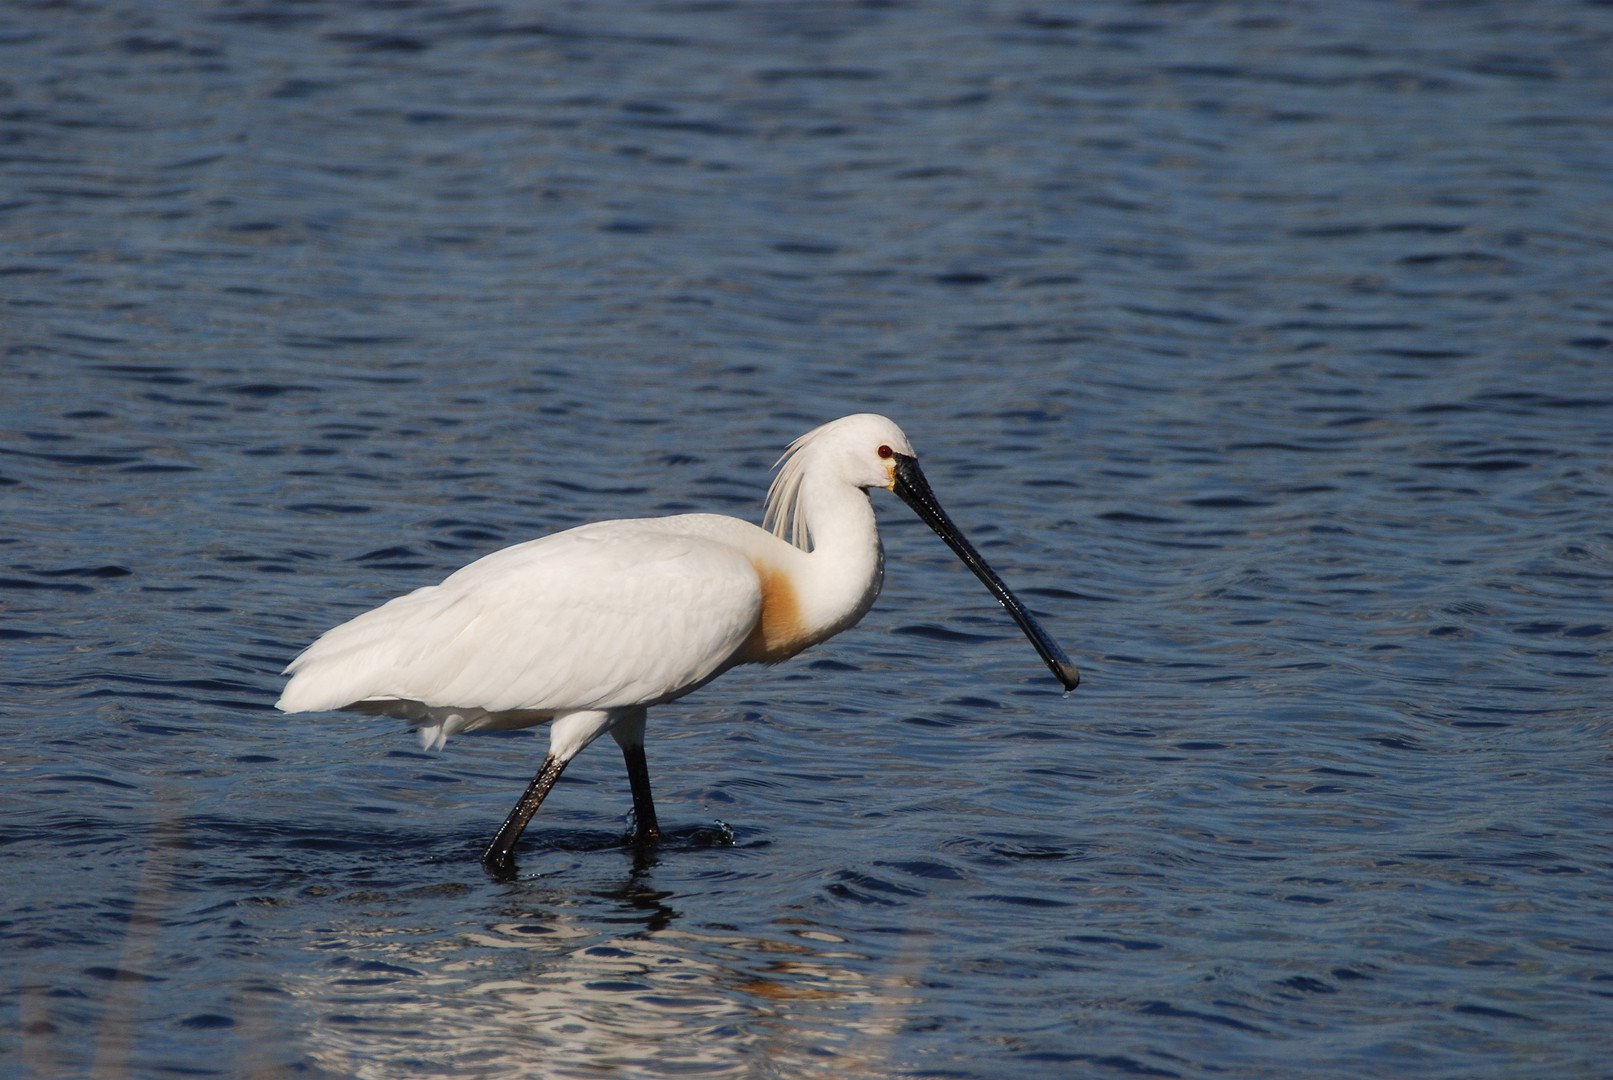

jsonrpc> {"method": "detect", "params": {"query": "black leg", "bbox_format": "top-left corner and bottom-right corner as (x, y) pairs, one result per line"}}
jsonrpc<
(621, 740), (662, 842)
(483, 754), (568, 879)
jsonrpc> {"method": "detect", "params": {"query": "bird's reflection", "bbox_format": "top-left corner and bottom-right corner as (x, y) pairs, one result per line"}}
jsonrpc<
(294, 864), (922, 1078)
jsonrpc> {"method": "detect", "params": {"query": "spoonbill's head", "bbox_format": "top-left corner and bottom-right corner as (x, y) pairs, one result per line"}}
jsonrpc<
(765, 414), (913, 546)
(767, 413), (1081, 693)
(783, 412), (918, 492)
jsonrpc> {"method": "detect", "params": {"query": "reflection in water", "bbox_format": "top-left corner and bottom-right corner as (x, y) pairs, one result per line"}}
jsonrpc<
(296, 896), (923, 1078)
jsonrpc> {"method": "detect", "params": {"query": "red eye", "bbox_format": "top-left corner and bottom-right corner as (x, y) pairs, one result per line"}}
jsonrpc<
(877, 444), (894, 459)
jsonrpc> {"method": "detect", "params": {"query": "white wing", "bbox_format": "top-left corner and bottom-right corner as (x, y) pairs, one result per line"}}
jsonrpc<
(277, 519), (763, 716)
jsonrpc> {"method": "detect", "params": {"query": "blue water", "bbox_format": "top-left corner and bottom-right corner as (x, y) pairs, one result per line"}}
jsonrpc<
(4, 2), (1611, 1076)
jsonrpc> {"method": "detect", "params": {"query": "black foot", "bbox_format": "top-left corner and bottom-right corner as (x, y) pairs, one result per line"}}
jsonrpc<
(482, 846), (519, 880)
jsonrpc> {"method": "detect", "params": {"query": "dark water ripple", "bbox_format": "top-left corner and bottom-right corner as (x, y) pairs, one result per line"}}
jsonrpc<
(4, 1), (1613, 1077)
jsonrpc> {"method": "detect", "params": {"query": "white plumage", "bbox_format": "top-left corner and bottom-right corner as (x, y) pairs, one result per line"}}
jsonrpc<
(280, 521), (764, 740)
(277, 414), (1078, 876)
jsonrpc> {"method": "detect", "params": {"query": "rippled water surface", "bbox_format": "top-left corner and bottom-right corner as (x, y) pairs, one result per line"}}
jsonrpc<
(4, 2), (1612, 1077)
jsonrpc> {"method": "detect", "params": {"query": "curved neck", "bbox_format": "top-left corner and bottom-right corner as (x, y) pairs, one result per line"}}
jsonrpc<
(790, 474), (885, 643)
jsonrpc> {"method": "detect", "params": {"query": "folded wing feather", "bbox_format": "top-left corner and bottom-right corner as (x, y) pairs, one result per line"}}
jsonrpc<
(277, 520), (764, 718)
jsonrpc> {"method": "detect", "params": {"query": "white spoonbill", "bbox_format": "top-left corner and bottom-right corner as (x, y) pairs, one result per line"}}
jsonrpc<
(277, 414), (1079, 877)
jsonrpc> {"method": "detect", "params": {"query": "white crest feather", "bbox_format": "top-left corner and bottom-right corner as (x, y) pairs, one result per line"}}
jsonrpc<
(763, 427), (816, 550)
